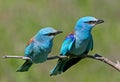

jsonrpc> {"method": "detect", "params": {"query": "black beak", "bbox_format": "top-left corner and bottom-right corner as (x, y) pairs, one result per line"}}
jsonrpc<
(96, 19), (104, 24)
(55, 30), (63, 35)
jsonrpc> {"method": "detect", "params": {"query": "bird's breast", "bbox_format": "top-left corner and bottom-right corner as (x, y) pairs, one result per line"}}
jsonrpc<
(70, 36), (91, 56)
(31, 42), (52, 63)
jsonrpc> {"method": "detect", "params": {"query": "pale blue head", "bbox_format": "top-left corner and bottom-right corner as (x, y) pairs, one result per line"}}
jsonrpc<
(75, 16), (104, 31)
(35, 27), (62, 41)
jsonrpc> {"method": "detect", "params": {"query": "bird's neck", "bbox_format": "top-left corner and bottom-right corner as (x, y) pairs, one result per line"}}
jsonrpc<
(75, 26), (92, 40)
(75, 24), (92, 32)
(35, 36), (53, 44)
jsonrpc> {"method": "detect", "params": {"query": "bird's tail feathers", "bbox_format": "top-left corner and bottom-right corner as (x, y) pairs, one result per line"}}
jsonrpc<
(16, 60), (33, 72)
(50, 58), (69, 76)
(50, 57), (82, 76)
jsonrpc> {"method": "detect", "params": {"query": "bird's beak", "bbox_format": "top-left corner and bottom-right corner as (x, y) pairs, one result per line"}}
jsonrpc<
(55, 30), (63, 35)
(96, 19), (104, 24)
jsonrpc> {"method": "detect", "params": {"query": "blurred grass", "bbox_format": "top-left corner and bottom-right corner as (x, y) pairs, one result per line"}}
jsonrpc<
(0, 0), (120, 82)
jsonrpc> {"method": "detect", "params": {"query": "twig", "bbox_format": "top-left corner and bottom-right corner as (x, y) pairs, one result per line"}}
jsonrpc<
(47, 55), (68, 60)
(2, 54), (120, 72)
(2, 55), (31, 60)
(2, 55), (68, 60)
(86, 54), (120, 72)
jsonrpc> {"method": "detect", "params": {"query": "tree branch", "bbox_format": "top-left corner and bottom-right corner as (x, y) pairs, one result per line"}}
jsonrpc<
(2, 55), (31, 60)
(86, 54), (120, 72)
(2, 53), (120, 72)
(2, 55), (68, 60)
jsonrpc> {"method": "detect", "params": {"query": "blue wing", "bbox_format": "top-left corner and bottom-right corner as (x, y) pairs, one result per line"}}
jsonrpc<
(60, 33), (75, 56)
(17, 38), (34, 72)
(50, 33), (76, 76)
(25, 38), (34, 57)
(50, 33), (94, 76)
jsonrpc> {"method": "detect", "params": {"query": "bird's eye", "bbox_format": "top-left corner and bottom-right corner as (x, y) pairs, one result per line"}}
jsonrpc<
(85, 21), (96, 24)
(44, 33), (54, 36)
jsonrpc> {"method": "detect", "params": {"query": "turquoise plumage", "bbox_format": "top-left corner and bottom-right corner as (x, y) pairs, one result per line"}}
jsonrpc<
(17, 27), (62, 72)
(50, 16), (104, 76)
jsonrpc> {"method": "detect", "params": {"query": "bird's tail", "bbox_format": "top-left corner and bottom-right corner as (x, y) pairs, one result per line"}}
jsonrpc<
(50, 59), (66, 76)
(50, 57), (82, 76)
(16, 60), (33, 72)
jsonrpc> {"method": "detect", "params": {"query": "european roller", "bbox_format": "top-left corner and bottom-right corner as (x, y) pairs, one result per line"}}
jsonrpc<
(17, 27), (62, 72)
(50, 16), (104, 76)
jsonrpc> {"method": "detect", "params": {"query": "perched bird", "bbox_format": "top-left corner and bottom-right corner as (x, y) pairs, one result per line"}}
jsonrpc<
(50, 16), (104, 76)
(17, 27), (62, 72)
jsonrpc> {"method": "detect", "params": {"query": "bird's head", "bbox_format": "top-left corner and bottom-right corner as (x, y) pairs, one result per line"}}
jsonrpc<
(75, 16), (104, 31)
(35, 27), (62, 40)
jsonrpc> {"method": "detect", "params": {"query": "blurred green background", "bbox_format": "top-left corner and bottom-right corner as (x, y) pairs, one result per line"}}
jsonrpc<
(0, 0), (120, 82)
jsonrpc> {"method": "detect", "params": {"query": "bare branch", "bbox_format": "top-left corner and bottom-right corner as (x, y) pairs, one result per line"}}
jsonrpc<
(86, 54), (120, 72)
(2, 54), (120, 72)
(2, 55), (31, 60)
(2, 55), (68, 60)
(47, 55), (68, 60)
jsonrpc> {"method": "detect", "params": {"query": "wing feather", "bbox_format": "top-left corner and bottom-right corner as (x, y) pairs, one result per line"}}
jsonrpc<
(60, 33), (75, 55)
(25, 38), (34, 56)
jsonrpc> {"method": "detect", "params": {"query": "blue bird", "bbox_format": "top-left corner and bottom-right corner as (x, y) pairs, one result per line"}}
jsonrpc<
(17, 27), (62, 72)
(50, 16), (104, 76)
